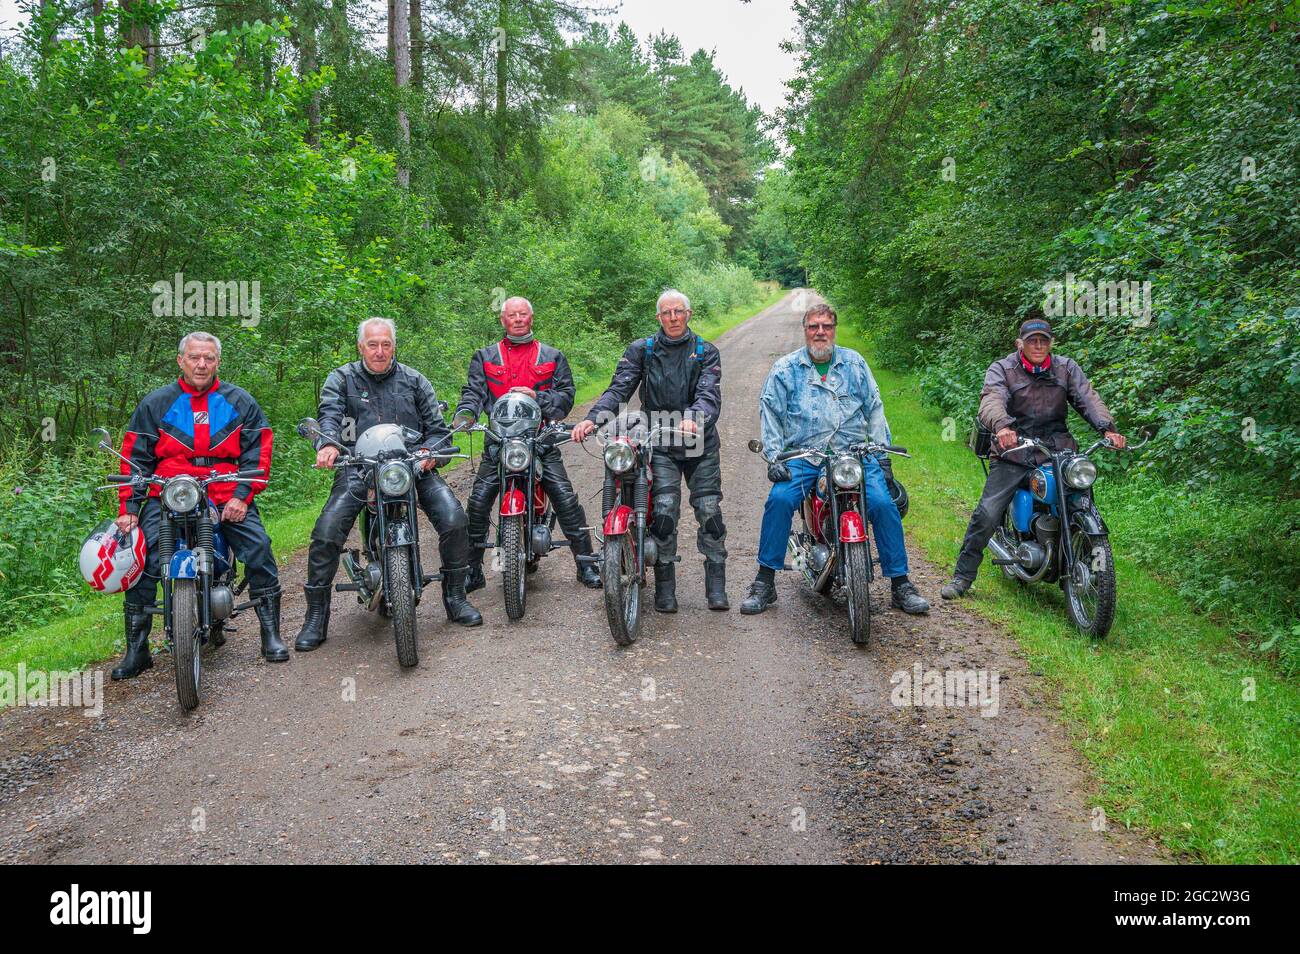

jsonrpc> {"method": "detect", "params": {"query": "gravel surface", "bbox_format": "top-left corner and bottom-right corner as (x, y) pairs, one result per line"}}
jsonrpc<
(0, 291), (1164, 864)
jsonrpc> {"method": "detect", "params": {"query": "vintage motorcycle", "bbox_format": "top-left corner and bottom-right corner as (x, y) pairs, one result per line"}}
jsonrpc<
(461, 393), (577, 621)
(973, 428), (1145, 639)
(93, 427), (267, 710)
(586, 419), (690, 646)
(296, 414), (466, 667)
(747, 437), (911, 647)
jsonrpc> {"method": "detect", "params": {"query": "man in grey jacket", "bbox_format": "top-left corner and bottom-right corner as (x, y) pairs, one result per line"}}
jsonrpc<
(941, 319), (1126, 599)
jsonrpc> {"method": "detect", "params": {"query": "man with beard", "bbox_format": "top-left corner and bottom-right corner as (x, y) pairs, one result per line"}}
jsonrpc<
(740, 302), (930, 616)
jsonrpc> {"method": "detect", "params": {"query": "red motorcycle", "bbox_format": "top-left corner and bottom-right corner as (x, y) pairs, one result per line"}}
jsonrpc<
(588, 421), (687, 646)
(462, 393), (574, 620)
(748, 438), (910, 646)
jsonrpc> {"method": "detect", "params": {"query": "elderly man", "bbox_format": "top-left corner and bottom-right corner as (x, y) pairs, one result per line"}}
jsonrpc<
(111, 331), (285, 679)
(940, 318), (1125, 598)
(572, 289), (728, 612)
(453, 297), (601, 591)
(740, 303), (930, 616)
(294, 317), (481, 652)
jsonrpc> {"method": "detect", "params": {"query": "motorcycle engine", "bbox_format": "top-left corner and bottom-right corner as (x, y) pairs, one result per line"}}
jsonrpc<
(210, 584), (234, 622)
(1031, 513), (1059, 547)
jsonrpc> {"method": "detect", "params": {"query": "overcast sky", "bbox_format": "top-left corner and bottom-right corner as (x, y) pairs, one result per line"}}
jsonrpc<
(0, 0), (799, 115)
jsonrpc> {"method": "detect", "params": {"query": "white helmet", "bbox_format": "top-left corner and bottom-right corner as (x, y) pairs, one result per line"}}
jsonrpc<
(80, 519), (146, 594)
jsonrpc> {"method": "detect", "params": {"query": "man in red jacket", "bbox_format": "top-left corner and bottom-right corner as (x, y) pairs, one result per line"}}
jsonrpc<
(111, 331), (285, 679)
(453, 297), (601, 591)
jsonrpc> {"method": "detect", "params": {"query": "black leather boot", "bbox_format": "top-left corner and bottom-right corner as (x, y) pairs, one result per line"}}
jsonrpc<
(112, 605), (154, 680)
(465, 552), (486, 594)
(252, 587), (289, 662)
(654, 563), (678, 613)
(294, 584), (331, 652)
(704, 561), (729, 611)
(572, 534), (602, 589)
(441, 567), (483, 626)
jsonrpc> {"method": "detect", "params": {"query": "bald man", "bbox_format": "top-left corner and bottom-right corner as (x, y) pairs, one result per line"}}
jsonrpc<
(454, 297), (601, 592)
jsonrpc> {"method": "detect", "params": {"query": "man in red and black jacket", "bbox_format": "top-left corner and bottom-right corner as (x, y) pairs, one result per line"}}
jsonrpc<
(111, 331), (285, 680)
(453, 297), (601, 591)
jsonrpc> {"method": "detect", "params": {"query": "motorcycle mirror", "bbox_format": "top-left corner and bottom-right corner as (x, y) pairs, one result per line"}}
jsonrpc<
(437, 400), (449, 415)
(402, 426), (422, 444)
(90, 427), (112, 450)
(747, 439), (763, 454)
(296, 417), (320, 439)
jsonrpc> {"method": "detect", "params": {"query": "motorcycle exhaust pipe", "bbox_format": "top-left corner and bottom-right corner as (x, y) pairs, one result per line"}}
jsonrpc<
(987, 534), (1050, 584)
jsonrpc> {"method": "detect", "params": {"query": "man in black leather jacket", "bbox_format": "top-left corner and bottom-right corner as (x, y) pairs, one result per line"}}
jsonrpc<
(571, 289), (729, 613)
(294, 318), (481, 652)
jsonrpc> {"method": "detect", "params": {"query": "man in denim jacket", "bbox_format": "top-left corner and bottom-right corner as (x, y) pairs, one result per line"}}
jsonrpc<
(739, 303), (930, 616)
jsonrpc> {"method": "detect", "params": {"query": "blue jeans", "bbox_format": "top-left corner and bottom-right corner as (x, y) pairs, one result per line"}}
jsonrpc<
(757, 457), (909, 577)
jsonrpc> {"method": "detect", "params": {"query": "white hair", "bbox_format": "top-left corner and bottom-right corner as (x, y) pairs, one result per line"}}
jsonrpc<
(657, 288), (691, 312)
(357, 317), (397, 346)
(178, 331), (222, 359)
(500, 296), (533, 317)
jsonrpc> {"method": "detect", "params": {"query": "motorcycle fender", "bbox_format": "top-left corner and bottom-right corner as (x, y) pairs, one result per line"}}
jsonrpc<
(1071, 508), (1108, 538)
(385, 519), (414, 548)
(500, 486), (527, 517)
(839, 511), (867, 544)
(169, 548), (198, 579)
(604, 504), (633, 536)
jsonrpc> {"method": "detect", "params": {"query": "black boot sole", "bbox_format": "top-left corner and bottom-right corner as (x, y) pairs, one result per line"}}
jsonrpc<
(294, 639), (326, 652)
(110, 659), (153, 681)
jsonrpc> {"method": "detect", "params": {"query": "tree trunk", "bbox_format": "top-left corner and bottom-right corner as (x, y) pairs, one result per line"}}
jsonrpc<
(300, 1), (321, 146)
(410, 0), (423, 91)
(119, 0), (154, 68)
(392, 0), (410, 188)
(495, 0), (508, 160)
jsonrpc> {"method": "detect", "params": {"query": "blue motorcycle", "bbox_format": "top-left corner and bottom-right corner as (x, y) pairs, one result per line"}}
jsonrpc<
(95, 428), (266, 709)
(983, 433), (1144, 639)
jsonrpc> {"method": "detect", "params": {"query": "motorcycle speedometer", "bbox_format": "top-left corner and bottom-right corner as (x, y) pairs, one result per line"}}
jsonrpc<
(379, 461), (413, 496)
(604, 441), (636, 474)
(1063, 456), (1097, 489)
(503, 439), (532, 473)
(832, 456), (863, 489)
(162, 475), (202, 513)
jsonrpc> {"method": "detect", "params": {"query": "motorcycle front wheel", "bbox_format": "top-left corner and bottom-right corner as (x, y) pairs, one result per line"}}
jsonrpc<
(501, 514), (528, 621)
(1064, 531), (1116, 639)
(843, 541), (872, 646)
(171, 579), (201, 711)
(386, 546), (418, 667)
(603, 534), (640, 646)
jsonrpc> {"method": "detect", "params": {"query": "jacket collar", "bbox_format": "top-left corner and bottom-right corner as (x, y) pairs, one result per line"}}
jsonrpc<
(656, 326), (694, 348)
(178, 375), (219, 397)
(357, 358), (397, 382)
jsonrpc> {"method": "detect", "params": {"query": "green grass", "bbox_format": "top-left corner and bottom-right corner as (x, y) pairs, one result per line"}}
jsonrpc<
(2, 284), (786, 692)
(837, 323), (1300, 864)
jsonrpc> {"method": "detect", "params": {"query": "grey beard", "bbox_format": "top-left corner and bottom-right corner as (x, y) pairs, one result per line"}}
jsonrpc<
(807, 343), (834, 363)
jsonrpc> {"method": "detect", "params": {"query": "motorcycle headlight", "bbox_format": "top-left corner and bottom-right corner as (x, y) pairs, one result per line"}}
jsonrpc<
(1063, 456), (1097, 489)
(604, 441), (637, 474)
(503, 439), (532, 473)
(378, 461), (413, 497)
(832, 456), (863, 489)
(161, 475), (202, 513)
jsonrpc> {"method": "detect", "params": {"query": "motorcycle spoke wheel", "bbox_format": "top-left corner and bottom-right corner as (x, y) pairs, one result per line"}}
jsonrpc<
(501, 515), (527, 621)
(603, 535), (640, 646)
(386, 547), (418, 667)
(171, 579), (201, 711)
(1064, 531), (1116, 640)
(844, 541), (872, 646)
